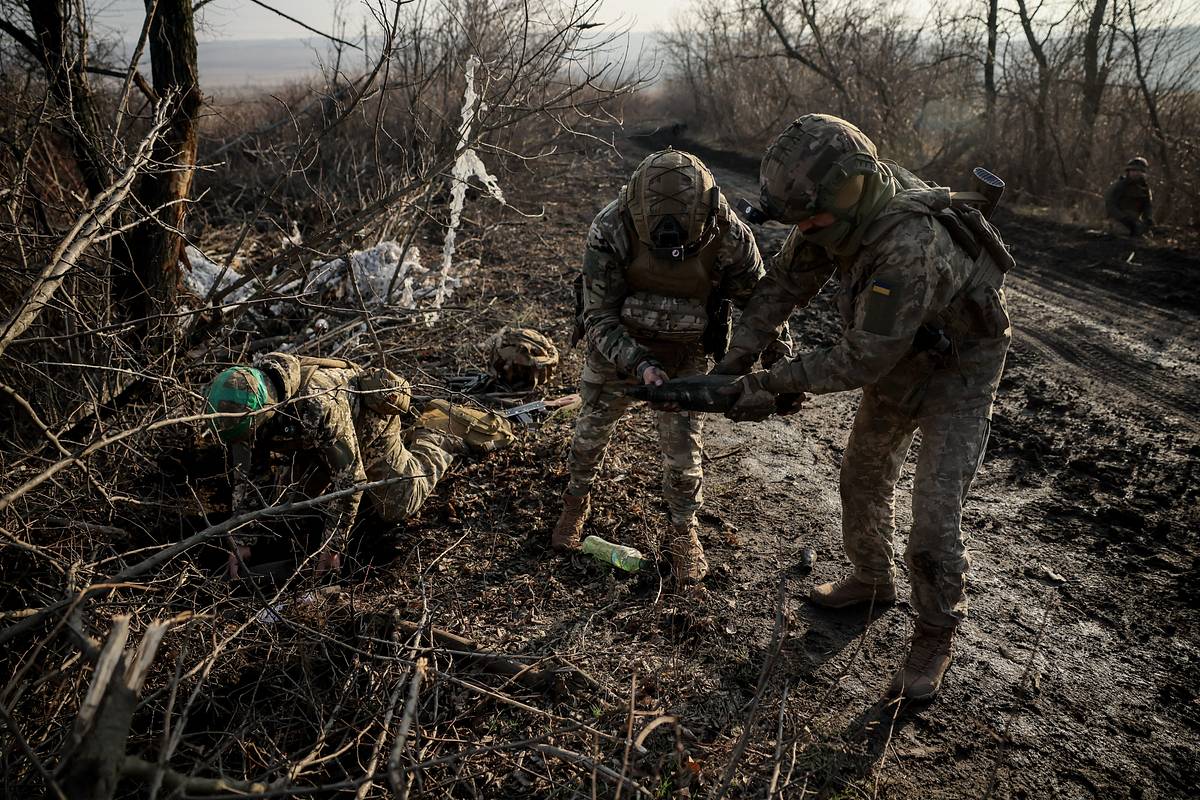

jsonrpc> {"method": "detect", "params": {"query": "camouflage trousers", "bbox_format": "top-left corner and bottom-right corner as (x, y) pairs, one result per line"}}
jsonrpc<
(364, 426), (456, 523)
(840, 338), (1008, 629)
(566, 348), (706, 525)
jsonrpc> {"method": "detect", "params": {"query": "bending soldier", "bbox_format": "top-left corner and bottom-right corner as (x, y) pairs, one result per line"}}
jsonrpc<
(717, 115), (1013, 700)
(1104, 157), (1154, 236)
(552, 149), (789, 583)
(205, 353), (464, 578)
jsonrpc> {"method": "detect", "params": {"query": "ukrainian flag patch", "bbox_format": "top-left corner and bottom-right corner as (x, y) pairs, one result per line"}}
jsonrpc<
(862, 278), (901, 335)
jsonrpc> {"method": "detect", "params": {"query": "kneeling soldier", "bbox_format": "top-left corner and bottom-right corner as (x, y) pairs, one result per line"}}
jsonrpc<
(206, 353), (474, 578)
(553, 148), (788, 583)
(718, 115), (1013, 700)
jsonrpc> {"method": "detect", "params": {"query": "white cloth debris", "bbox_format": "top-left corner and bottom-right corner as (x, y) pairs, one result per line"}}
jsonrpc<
(430, 55), (505, 322)
(181, 246), (258, 305)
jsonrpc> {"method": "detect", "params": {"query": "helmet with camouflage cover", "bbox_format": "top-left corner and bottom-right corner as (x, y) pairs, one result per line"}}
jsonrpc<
(256, 352), (303, 397)
(205, 365), (280, 442)
(485, 327), (559, 389)
(758, 114), (881, 225)
(754, 114), (899, 256)
(621, 149), (721, 260)
(359, 367), (412, 415)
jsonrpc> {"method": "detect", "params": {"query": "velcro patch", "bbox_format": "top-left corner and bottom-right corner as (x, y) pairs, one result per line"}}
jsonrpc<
(862, 279), (901, 335)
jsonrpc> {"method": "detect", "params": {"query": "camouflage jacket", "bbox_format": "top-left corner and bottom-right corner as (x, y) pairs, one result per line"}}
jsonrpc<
(581, 192), (785, 377)
(726, 187), (1011, 406)
(1104, 176), (1154, 224)
(229, 366), (398, 551)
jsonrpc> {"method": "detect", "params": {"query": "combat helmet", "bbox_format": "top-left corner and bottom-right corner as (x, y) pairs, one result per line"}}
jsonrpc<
(757, 114), (881, 224)
(1126, 156), (1149, 171)
(621, 149), (721, 260)
(205, 365), (279, 442)
(485, 327), (559, 389)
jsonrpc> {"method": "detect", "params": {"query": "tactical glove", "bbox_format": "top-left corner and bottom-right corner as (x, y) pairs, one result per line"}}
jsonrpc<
(719, 371), (778, 422)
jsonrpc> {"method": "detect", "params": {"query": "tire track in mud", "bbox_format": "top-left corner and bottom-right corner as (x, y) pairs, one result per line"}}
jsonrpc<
(1007, 274), (1200, 430)
(1013, 323), (1200, 428)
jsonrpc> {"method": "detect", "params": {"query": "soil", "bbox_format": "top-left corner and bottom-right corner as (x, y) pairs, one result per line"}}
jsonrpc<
(388, 134), (1199, 798)
(11, 131), (1196, 798)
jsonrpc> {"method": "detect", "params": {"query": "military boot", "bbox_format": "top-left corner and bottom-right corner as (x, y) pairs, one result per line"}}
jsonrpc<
(667, 522), (708, 584)
(888, 621), (956, 701)
(809, 573), (896, 609)
(552, 490), (590, 552)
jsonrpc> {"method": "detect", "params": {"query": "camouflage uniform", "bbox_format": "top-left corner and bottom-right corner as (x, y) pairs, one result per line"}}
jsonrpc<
(725, 186), (1012, 628)
(228, 358), (456, 552)
(567, 194), (778, 525)
(1104, 173), (1154, 236)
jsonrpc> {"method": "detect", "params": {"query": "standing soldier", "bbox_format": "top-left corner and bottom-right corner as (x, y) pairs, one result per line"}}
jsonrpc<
(1104, 157), (1155, 236)
(552, 149), (789, 583)
(206, 353), (509, 578)
(716, 115), (1013, 701)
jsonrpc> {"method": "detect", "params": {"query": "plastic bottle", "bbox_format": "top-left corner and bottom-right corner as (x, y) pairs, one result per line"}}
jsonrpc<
(581, 535), (646, 572)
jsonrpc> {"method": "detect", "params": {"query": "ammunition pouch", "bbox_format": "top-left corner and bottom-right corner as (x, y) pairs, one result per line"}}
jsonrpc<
(702, 293), (733, 359)
(417, 400), (515, 453)
(570, 273), (585, 348)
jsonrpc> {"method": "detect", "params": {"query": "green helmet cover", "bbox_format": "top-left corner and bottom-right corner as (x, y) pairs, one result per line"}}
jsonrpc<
(206, 365), (274, 442)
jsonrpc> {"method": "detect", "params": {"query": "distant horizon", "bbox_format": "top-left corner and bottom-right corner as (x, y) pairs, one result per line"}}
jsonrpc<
(120, 31), (664, 90)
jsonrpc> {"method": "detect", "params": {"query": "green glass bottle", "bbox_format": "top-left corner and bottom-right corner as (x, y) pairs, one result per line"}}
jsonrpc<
(581, 535), (646, 572)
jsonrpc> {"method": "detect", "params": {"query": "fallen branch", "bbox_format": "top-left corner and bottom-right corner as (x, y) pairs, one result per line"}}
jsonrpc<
(393, 620), (557, 691)
(710, 575), (789, 800)
(120, 757), (270, 796)
(531, 744), (653, 797)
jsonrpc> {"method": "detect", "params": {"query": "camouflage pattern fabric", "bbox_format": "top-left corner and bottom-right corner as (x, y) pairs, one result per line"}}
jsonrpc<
(723, 185), (1011, 627)
(1103, 174), (1154, 234)
(566, 349), (707, 525)
(582, 192), (785, 377)
(485, 327), (559, 388)
(228, 364), (454, 550)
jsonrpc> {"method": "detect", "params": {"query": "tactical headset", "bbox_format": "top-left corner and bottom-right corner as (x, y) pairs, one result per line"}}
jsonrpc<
(739, 148), (881, 226)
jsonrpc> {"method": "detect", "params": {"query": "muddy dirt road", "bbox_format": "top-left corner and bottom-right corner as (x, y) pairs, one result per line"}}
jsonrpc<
(197, 139), (1197, 798)
(598, 133), (1200, 797)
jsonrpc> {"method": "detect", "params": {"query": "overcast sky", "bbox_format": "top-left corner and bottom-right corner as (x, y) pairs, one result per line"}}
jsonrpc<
(92, 0), (692, 41)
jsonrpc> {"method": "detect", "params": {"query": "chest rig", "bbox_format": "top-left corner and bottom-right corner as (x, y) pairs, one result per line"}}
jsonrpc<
(618, 201), (726, 351)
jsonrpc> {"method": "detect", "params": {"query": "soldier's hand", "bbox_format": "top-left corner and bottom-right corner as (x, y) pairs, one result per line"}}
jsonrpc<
(227, 545), (252, 579)
(719, 371), (777, 422)
(315, 550), (342, 576)
(641, 365), (669, 386)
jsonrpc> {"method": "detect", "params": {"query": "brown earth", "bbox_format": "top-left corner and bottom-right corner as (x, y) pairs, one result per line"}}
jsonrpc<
(393, 134), (1200, 798)
(14, 133), (1195, 798)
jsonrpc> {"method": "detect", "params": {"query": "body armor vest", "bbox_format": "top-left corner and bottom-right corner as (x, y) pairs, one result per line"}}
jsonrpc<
(619, 220), (724, 349)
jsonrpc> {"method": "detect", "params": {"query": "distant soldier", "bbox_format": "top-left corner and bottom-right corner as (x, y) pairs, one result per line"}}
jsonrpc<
(206, 353), (508, 578)
(552, 148), (789, 583)
(718, 115), (1014, 700)
(1104, 157), (1155, 236)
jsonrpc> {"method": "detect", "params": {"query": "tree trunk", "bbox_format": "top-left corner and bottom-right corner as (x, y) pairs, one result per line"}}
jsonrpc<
(983, 0), (999, 159)
(1079, 0), (1112, 171)
(113, 0), (201, 331)
(26, 0), (111, 198)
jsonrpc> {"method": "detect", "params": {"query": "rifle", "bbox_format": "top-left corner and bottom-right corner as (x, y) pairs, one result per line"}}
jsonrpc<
(500, 393), (582, 425)
(625, 374), (803, 416)
(623, 374), (742, 412)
